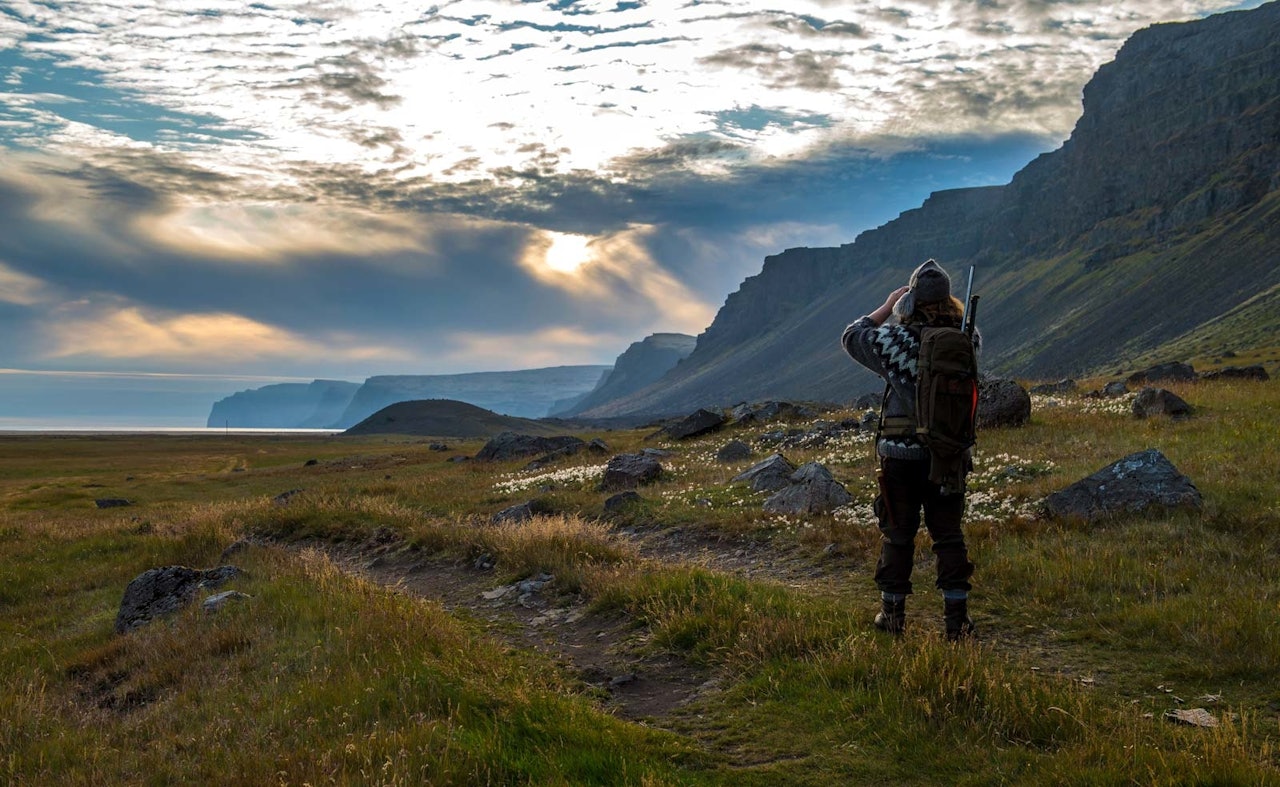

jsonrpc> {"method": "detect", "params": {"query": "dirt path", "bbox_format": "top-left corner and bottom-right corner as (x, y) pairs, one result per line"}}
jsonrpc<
(318, 522), (860, 725)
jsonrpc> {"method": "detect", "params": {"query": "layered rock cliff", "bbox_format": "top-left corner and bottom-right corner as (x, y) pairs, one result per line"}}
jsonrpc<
(207, 380), (360, 429)
(582, 2), (1280, 417)
(557, 333), (695, 416)
(333, 365), (611, 427)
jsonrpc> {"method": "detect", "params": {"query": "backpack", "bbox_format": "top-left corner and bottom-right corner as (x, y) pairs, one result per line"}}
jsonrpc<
(878, 326), (979, 492)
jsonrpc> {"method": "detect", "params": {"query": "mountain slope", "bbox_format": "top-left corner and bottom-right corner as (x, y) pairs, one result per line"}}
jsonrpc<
(583, 2), (1280, 417)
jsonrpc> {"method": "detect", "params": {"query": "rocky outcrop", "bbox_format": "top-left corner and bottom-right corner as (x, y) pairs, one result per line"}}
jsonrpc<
(573, 3), (1280, 417)
(558, 334), (695, 416)
(1132, 387), (1192, 419)
(762, 463), (854, 515)
(732, 454), (796, 492)
(207, 379), (359, 429)
(1041, 449), (1202, 522)
(601, 453), (663, 491)
(115, 565), (242, 634)
(977, 379), (1032, 429)
(475, 432), (585, 462)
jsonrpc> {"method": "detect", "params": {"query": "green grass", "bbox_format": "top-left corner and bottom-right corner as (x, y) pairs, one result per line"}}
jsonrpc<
(3, 379), (1279, 783)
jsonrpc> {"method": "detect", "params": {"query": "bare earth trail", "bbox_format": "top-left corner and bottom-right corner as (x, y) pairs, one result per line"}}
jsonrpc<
(313, 522), (862, 726)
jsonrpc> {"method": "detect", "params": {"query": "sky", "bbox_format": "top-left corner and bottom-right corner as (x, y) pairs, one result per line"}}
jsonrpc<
(0, 0), (1267, 425)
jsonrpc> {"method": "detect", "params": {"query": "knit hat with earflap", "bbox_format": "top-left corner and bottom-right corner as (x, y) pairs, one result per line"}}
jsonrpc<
(893, 258), (951, 319)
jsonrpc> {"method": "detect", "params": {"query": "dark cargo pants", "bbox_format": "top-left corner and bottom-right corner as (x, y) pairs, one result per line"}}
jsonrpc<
(873, 456), (974, 596)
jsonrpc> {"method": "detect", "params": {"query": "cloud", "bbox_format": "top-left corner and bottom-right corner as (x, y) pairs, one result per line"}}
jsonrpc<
(0, 261), (49, 305)
(44, 303), (408, 367)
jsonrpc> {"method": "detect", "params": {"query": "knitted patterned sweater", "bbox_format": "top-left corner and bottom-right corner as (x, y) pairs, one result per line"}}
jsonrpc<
(841, 316), (929, 461)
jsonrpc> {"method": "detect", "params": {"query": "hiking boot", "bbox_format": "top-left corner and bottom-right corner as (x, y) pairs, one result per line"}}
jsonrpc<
(944, 598), (975, 641)
(874, 597), (906, 635)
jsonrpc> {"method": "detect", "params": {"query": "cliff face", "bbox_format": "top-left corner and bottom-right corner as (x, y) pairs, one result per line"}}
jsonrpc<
(583, 2), (1280, 417)
(334, 365), (611, 427)
(207, 380), (360, 428)
(558, 333), (695, 416)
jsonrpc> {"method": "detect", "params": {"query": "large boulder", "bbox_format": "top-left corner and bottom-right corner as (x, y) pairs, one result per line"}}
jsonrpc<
(115, 565), (241, 634)
(1042, 449), (1202, 522)
(475, 433), (585, 462)
(1132, 387), (1192, 419)
(763, 462), (853, 515)
(601, 453), (662, 491)
(977, 378), (1032, 428)
(658, 408), (726, 440)
(731, 453), (796, 492)
(715, 440), (753, 462)
(1127, 362), (1196, 386)
(1200, 365), (1270, 382)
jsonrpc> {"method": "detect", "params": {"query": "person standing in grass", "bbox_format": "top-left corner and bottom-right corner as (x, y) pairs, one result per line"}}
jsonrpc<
(840, 259), (976, 640)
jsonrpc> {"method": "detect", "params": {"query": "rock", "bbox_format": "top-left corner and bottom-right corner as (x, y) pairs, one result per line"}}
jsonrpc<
(730, 401), (801, 425)
(1041, 449), (1202, 522)
(202, 590), (250, 614)
(1030, 379), (1077, 395)
(428, 442), (449, 451)
(1127, 362), (1196, 385)
(977, 378), (1032, 428)
(115, 565), (241, 634)
(522, 443), (585, 470)
(641, 448), (673, 458)
(473, 553), (496, 571)
(95, 498), (132, 509)
(609, 672), (638, 688)
(517, 573), (554, 594)
(447, 456), (471, 463)
(1200, 365), (1269, 382)
(492, 499), (550, 524)
(304, 458), (319, 466)
(272, 488), (304, 506)
(763, 462), (853, 515)
(587, 438), (610, 454)
(658, 408), (726, 440)
(1103, 381), (1129, 397)
(475, 432), (586, 462)
(716, 440), (753, 462)
(604, 491), (643, 512)
(860, 411), (879, 430)
(1132, 387), (1192, 419)
(601, 453), (662, 491)
(732, 453), (796, 492)
(1165, 708), (1218, 728)
(853, 392), (883, 410)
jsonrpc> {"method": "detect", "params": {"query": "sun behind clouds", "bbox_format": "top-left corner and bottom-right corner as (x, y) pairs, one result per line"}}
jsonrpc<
(542, 232), (593, 274)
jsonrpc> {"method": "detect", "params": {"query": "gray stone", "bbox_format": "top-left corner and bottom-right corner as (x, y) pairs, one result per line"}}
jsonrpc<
(763, 462), (853, 515)
(853, 392), (883, 410)
(1128, 362), (1196, 386)
(1165, 708), (1218, 728)
(1200, 365), (1269, 382)
(1042, 449), (1202, 522)
(95, 498), (132, 509)
(115, 565), (242, 634)
(603, 491), (643, 512)
(428, 442), (449, 451)
(977, 378), (1032, 428)
(730, 401), (800, 425)
(1132, 387), (1192, 419)
(601, 453), (662, 491)
(715, 440), (753, 462)
(1102, 381), (1130, 397)
(272, 488), (304, 506)
(659, 408), (726, 440)
(492, 499), (550, 524)
(202, 590), (250, 614)
(731, 453), (796, 492)
(587, 438), (610, 454)
(475, 432), (586, 462)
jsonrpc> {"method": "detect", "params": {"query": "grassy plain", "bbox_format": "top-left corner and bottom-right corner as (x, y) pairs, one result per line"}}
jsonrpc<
(2, 378), (1278, 784)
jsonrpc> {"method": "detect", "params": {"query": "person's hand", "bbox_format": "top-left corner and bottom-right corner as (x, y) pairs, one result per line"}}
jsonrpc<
(884, 286), (910, 310)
